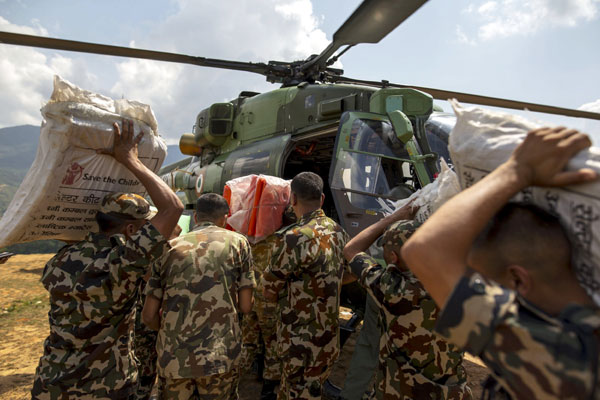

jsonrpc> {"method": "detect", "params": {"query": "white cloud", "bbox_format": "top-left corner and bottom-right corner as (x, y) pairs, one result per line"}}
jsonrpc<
(0, 0), (331, 142)
(0, 17), (98, 128)
(107, 0), (330, 140)
(458, 0), (600, 43)
(580, 99), (600, 113)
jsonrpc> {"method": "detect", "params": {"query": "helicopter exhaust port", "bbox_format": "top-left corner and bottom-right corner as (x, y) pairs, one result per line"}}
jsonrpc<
(179, 133), (203, 156)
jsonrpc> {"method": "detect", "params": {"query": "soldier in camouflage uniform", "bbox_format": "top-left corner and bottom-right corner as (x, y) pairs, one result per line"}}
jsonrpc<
(142, 193), (256, 399)
(263, 172), (349, 400)
(403, 126), (600, 399)
(343, 203), (471, 399)
(31, 119), (184, 400)
(134, 225), (182, 400)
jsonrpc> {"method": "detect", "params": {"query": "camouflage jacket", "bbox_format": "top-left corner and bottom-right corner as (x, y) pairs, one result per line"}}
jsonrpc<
(145, 221), (256, 379)
(250, 235), (280, 306)
(435, 272), (600, 400)
(262, 209), (349, 368)
(350, 253), (470, 399)
(33, 222), (167, 396)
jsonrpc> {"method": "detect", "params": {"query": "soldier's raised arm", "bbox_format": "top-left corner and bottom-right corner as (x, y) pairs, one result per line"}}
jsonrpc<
(101, 119), (183, 238)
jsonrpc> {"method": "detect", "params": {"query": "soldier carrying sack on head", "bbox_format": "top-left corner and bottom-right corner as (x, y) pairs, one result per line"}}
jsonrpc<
(343, 202), (472, 400)
(31, 119), (184, 400)
(402, 126), (600, 399)
(262, 171), (349, 400)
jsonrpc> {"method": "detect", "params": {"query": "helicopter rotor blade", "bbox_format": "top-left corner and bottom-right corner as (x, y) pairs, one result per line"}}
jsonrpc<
(0, 31), (271, 76)
(331, 76), (600, 121)
(302, 0), (429, 73)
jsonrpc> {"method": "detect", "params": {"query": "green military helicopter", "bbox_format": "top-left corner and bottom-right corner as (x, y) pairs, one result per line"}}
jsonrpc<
(2, 0), (599, 240)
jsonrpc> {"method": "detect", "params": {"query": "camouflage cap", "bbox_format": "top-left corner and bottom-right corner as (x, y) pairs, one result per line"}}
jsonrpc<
(377, 219), (420, 248)
(100, 192), (151, 220)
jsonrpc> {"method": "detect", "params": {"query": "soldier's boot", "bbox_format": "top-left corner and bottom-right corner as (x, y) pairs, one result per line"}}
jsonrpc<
(260, 379), (279, 400)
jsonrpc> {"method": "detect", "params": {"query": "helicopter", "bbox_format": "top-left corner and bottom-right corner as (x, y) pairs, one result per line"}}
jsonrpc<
(1, 0), (599, 240)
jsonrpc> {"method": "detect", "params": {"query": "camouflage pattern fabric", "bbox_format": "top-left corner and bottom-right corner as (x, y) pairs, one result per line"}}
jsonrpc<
(262, 209), (349, 395)
(100, 192), (151, 219)
(278, 363), (330, 400)
(133, 281), (158, 400)
(241, 235), (282, 380)
(159, 368), (238, 400)
(240, 308), (261, 373)
(145, 221), (256, 380)
(349, 253), (471, 400)
(31, 221), (167, 400)
(435, 271), (600, 400)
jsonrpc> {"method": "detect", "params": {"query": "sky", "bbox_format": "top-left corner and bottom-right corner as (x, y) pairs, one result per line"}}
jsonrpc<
(0, 0), (599, 144)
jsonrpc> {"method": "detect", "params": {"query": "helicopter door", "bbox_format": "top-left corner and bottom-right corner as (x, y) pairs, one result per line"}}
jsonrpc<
(329, 112), (424, 238)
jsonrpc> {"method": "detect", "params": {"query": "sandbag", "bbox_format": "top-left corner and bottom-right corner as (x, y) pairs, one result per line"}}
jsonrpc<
(224, 175), (290, 243)
(0, 75), (167, 246)
(448, 100), (600, 305)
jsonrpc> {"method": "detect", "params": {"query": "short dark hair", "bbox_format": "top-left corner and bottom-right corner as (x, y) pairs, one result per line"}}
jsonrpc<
(196, 193), (229, 221)
(291, 172), (323, 202)
(95, 211), (136, 234)
(471, 203), (573, 281)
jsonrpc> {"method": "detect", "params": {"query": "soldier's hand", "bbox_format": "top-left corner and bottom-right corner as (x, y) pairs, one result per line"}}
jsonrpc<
(98, 119), (144, 167)
(508, 127), (597, 187)
(389, 199), (417, 222)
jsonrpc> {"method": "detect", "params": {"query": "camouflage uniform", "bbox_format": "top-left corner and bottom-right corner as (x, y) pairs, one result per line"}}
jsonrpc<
(145, 221), (256, 399)
(133, 280), (159, 400)
(350, 253), (471, 399)
(262, 209), (349, 400)
(241, 235), (282, 380)
(31, 193), (167, 400)
(347, 220), (471, 399)
(435, 271), (600, 400)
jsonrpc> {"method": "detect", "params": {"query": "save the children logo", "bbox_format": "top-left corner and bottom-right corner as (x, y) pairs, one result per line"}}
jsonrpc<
(62, 162), (84, 185)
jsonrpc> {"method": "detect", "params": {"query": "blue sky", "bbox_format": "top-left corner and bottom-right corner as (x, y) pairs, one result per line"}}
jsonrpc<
(0, 0), (599, 142)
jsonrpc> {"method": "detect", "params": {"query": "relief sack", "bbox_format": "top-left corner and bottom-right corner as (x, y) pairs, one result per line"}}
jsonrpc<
(449, 100), (600, 305)
(0, 76), (167, 246)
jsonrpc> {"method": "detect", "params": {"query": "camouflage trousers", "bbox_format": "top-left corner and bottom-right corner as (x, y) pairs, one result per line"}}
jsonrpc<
(134, 293), (159, 400)
(241, 299), (281, 380)
(277, 363), (330, 400)
(159, 368), (238, 400)
(375, 360), (473, 400)
(31, 375), (135, 400)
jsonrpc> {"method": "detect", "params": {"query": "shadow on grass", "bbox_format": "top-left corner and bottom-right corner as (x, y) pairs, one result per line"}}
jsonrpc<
(0, 373), (33, 397)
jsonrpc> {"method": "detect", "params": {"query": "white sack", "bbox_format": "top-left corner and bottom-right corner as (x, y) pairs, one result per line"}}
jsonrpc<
(384, 159), (461, 224)
(449, 100), (600, 305)
(0, 75), (167, 246)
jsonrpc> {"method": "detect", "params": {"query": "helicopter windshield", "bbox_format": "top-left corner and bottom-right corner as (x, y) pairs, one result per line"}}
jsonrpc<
(331, 118), (419, 210)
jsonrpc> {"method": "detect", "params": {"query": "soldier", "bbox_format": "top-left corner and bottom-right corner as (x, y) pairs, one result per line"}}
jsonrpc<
(343, 203), (471, 399)
(142, 193), (256, 399)
(31, 119), (184, 399)
(133, 224), (182, 400)
(402, 126), (600, 399)
(262, 171), (349, 400)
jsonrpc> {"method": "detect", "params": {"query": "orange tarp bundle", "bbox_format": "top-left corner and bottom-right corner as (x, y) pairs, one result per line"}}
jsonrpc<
(224, 175), (291, 243)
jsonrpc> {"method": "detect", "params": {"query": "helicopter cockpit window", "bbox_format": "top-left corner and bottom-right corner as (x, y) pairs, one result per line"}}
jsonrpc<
(331, 119), (419, 210)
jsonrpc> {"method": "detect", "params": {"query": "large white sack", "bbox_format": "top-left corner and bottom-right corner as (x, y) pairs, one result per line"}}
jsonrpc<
(449, 100), (600, 305)
(0, 75), (167, 246)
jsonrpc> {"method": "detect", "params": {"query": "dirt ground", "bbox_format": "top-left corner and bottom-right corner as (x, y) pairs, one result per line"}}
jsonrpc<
(0, 254), (489, 399)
